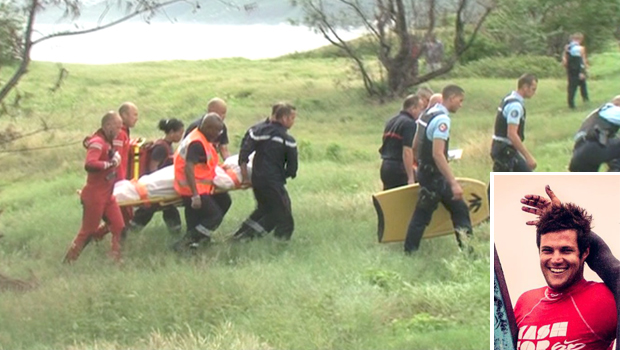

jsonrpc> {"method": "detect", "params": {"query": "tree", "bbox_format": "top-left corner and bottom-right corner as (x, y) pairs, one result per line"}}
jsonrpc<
(0, 2), (23, 67)
(294, 0), (494, 99)
(0, 0), (203, 150)
(0, 0), (201, 107)
(484, 0), (620, 58)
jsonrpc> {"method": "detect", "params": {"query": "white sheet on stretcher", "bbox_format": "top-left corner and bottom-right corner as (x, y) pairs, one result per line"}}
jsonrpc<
(113, 154), (252, 203)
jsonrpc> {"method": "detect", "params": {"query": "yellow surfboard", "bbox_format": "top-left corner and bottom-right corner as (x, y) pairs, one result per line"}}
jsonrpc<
(372, 177), (489, 243)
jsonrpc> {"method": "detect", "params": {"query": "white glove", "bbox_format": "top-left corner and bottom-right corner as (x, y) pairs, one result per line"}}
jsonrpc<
(111, 151), (121, 167)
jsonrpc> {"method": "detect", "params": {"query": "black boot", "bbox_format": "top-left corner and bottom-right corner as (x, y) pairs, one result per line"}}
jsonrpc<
(172, 228), (211, 252)
(231, 223), (255, 241)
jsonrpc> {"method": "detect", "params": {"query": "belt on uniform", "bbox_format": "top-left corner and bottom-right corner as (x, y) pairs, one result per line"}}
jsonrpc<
(492, 135), (512, 145)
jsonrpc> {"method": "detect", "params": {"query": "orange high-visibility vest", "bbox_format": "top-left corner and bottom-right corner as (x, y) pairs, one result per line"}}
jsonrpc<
(173, 129), (218, 196)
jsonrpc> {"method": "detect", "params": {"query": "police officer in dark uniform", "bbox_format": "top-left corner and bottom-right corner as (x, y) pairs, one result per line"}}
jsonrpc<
(411, 93), (442, 170)
(562, 33), (589, 109)
(569, 96), (620, 172)
(491, 74), (538, 172)
(233, 103), (298, 240)
(405, 85), (472, 253)
(379, 94), (426, 190)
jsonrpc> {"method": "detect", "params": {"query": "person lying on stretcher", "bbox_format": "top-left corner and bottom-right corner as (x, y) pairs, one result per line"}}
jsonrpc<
(113, 153), (254, 206)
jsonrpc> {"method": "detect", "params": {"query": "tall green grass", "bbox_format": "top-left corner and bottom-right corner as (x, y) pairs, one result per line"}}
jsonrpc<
(3, 50), (619, 349)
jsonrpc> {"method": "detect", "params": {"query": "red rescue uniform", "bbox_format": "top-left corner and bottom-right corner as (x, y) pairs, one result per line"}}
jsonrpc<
(115, 125), (134, 224)
(114, 125), (131, 181)
(64, 129), (125, 262)
(94, 124), (133, 237)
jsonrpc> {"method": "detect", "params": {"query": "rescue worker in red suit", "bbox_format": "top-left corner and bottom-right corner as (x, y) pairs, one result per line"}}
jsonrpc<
(114, 102), (140, 180)
(63, 111), (126, 263)
(172, 113), (230, 251)
(93, 102), (139, 238)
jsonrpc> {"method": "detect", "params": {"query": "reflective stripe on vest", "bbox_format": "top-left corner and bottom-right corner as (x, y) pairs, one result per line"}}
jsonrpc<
(173, 128), (218, 196)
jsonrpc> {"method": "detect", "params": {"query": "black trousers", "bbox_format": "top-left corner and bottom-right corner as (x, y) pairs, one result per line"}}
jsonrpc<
(380, 159), (409, 190)
(238, 181), (294, 240)
(132, 205), (181, 231)
(182, 192), (232, 235)
(490, 143), (531, 172)
(404, 166), (472, 253)
(567, 73), (589, 108)
(569, 139), (620, 172)
(607, 158), (620, 172)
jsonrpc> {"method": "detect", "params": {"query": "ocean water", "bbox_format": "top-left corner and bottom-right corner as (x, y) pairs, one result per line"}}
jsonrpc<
(30, 22), (364, 64)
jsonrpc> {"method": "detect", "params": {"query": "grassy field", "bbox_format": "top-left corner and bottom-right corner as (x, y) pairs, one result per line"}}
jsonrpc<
(0, 50), (618, 349)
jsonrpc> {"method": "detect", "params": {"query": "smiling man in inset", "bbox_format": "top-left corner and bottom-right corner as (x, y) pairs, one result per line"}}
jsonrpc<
(514, 202), (616, 350)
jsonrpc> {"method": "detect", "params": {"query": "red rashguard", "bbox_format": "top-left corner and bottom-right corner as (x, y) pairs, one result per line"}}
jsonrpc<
(514, 279), (616, 350)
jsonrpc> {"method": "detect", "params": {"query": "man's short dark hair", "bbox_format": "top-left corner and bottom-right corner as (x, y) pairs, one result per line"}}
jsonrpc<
(441, 85), (464, 100)
(273, 103), (296, 121)
(402, 95), (421, 110)
(271, 102), (285, 116)
(536, 203), (592, 256)
(518, 74), (538, 89)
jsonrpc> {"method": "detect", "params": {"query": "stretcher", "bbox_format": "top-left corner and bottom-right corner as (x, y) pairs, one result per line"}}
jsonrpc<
(114, 154), (251, 208)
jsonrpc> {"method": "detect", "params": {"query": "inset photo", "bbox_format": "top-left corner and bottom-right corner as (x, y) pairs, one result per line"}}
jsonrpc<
(493, 173), (620, 350)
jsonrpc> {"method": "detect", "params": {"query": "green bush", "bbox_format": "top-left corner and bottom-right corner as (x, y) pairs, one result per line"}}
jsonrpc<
(448, 55), (565, 79)
(447, 31), (513, 64)
(297, 139), (315, 161)
(325, 142), (343, 161)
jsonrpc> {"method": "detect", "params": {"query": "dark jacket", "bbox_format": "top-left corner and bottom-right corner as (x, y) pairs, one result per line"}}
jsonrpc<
(239, 121), (298, 185)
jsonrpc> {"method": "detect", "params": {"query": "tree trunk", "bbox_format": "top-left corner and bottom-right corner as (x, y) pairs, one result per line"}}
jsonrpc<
(297, 0), (494, 100)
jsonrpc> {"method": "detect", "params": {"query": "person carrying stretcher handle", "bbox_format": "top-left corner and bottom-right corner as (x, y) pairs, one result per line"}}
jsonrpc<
(233, 103), (298, 241)
(237, 102), (287, 189)
(172, 113), (230, 251)
(521, 185), (620, 350)
(129, 118), (185, 233)
(92, 102), (139, 240)
(63, 111), (125, 263)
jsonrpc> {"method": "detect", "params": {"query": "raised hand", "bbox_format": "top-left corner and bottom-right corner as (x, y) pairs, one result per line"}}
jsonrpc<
(520, 185), (561, 226)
